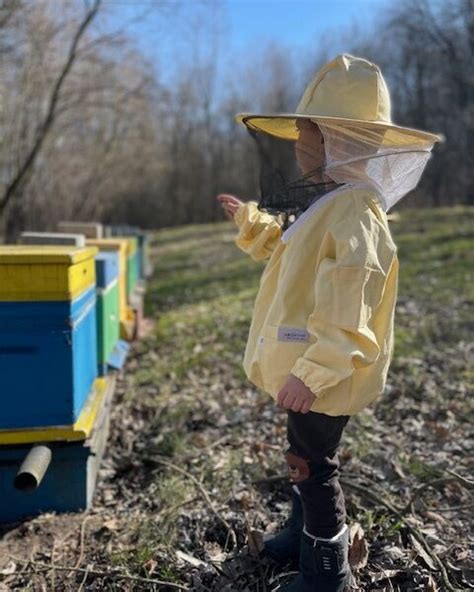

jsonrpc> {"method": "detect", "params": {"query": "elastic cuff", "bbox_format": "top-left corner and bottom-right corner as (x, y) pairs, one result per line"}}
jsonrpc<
(291, 359), (325, 397)
(234, 201), (256, 228)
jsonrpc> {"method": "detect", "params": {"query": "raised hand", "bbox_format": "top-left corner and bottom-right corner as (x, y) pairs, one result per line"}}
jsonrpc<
(216, 193), (243, 220)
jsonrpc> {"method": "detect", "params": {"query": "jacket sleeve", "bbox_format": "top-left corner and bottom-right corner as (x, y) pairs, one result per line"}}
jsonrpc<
(290, 210), (397, 396)
(234, 201), (282, 261)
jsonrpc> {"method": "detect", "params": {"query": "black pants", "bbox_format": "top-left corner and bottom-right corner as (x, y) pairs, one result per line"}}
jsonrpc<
(286, 410), (349, 538)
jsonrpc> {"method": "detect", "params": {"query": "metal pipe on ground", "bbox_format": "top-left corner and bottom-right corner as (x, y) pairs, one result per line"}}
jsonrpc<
(14, 445), (52, 492)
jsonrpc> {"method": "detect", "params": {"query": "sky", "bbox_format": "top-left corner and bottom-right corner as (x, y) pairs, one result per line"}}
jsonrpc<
(103, 0), (392, 76)
(223, 0), (387, 51)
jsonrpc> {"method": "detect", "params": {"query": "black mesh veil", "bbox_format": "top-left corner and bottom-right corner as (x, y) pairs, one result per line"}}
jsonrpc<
(247, 126), (340, 228)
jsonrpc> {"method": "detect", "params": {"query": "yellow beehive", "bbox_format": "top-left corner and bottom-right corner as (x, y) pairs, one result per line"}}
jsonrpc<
(85, 239), (133, 337)
(0, 246), (97, 301)
(127, 237), (137, 256)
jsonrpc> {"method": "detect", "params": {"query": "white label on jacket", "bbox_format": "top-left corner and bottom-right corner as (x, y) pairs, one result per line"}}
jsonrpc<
(278, 327), (310, 343)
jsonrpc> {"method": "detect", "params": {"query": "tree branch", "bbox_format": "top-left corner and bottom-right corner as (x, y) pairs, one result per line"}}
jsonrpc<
(0, 0), (101, 215)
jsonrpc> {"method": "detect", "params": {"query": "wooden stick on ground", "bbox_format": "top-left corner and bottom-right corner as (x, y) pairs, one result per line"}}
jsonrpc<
(7, 555), (189, 590)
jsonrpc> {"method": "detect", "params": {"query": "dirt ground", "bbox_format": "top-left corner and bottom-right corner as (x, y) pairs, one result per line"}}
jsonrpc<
(0, 208), (473, 591)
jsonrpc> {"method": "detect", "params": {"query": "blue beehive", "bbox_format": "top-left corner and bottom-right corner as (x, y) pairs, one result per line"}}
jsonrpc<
(95, 251), (119, 288)
(0, 246), (98, 429)
(0, 375), (114, 523)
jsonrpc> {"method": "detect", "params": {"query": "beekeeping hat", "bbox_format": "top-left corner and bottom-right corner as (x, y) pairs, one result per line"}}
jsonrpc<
(236, 54), (444, 211)
(237, 54), (442, 146)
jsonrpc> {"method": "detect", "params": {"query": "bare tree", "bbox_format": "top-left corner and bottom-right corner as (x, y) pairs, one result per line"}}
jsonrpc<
(0, 1), (101, 238)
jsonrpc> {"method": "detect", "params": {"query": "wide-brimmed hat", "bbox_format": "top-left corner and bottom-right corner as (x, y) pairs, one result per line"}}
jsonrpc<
(236, 54), (443, 147)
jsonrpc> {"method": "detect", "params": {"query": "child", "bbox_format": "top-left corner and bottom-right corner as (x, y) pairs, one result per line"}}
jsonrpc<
(217, 54), (441, 591)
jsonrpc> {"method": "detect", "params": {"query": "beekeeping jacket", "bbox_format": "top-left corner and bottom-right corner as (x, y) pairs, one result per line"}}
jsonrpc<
(233, 54), (442, 416)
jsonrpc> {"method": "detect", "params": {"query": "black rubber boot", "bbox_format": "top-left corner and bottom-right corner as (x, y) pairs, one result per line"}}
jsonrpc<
(280, 525), (354, 591)
(263, 488), (303, 565)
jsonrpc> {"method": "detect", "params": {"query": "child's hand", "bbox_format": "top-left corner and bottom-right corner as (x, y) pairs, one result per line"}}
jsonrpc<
(217, 193), (243, 220)
(277, 374), (316, 414)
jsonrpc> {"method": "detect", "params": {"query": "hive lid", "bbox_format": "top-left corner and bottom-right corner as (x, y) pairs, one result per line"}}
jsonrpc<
(0, 245), (98, 264)
(91, 237), (137, 256)
(86, 239), (128, 253)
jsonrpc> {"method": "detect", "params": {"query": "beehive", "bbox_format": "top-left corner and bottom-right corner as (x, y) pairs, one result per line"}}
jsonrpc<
(133, 233), (151, 280)
(106, 226), (152, 279)
(95, 252), (120, 375)
(139, 233), (152, 279)
(0, 246), (98, 429)
(125, 237), (139, 297)
(85, 239), (134, 340)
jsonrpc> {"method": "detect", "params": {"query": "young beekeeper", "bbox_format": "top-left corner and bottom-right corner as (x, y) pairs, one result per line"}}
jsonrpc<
(217, 54), (442, 591)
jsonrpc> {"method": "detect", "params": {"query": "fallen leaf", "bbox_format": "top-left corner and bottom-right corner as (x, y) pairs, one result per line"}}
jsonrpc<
(0, 561), (16, 576)
(426, 573), (439, 591)
(385, 545), (406, 560)
(103, 518), (119, 531)
(371, 569), (401, 582)
(175, 550), (208, 568)
(409, 533), (438, 571)
(348, 523), (368, 571)
(391, 459), (407, 479)
(143, 558), (158, 575)
(234, 490), (252, 510)
(424, 510), (447, 525)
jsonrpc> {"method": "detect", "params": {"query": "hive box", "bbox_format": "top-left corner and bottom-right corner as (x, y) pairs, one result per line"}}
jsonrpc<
(86, 239), (133, 340)
(125, 237), (139, 298)
(0, 246), (98, 429)
(106, 226), (152, 279)
(138, 233), (152, 279)
(130, 233), (150, 280)
(0, 376), (114, 523)
(58, 222), (103, 239)
(95, 252), (128, 374)
(105, 224), (137, 238)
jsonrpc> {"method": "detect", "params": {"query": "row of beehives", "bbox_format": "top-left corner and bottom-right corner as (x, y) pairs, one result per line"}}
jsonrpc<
(0, 221), (152, 523)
